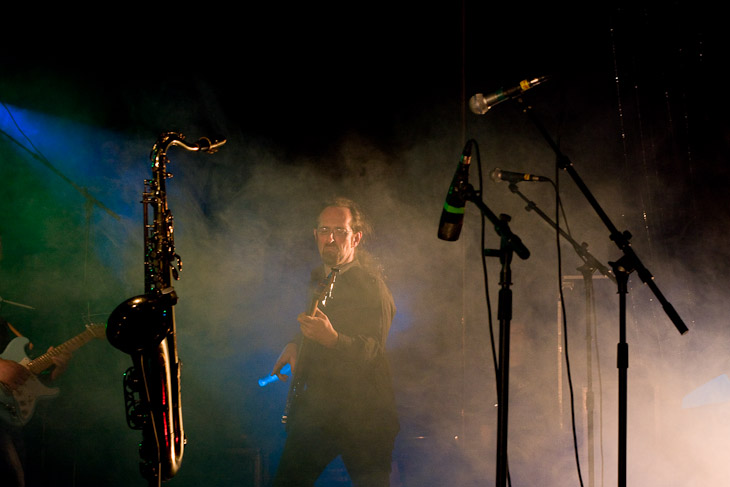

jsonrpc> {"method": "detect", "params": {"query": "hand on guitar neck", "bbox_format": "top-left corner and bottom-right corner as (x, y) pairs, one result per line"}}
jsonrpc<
(46, 346), (73, 381)
(297, 307), (339, 349)
(272, 268), (340, 383)
(271, 300), (339, 382)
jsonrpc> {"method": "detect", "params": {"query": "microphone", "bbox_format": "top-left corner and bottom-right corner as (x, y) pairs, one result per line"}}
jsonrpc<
(438, 140), (474, 241)
(491, 167), (549, 183)
(469, 76), (550, 115)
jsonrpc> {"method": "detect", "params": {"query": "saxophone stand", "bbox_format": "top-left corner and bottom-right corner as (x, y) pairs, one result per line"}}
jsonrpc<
(506, 182), (615, 487)
(463, 184), (530, 487)
(519, 100), (689, 487)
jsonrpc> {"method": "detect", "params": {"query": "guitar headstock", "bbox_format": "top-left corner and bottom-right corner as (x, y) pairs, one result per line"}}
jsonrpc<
(86, 323), (107, 339)
(320, 268), (339, 306)
(308, 268), (339, 316)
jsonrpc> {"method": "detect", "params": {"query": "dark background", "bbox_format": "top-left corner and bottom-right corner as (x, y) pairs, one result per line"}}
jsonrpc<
(1, 3), (728, 486)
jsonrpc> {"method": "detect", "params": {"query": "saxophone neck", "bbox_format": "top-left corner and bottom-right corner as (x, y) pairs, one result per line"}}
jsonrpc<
(151, 132), (227, 161)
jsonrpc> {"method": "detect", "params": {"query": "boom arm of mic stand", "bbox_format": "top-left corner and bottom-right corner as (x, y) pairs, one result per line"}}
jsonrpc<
(521, 103), (688, 336)
(507, 183), (615, 283)
(464, 184), (530, 260)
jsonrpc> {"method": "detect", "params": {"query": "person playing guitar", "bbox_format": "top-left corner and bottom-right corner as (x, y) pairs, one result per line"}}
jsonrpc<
(0, 316), (73, 487)
(270, 197), (399, 487)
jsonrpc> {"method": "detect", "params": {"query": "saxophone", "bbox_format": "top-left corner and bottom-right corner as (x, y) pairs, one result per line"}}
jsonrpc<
(107, 132), (226, 485)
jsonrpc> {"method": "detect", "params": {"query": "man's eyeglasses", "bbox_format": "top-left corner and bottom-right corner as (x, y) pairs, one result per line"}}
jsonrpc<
(316, 227), (352, 237)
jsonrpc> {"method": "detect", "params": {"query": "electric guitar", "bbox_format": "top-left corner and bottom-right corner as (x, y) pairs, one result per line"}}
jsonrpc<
(281, 268), (339, 427)
(0, 323), (105, 426)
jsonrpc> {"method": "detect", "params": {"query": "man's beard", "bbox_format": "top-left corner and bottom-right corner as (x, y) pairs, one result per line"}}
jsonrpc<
(321, 245), (341, 266)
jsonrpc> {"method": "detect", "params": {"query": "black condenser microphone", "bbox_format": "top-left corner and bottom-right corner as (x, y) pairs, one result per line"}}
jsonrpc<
(469, 76), (550, 115)
(491, 167), (549, 183)
(438, 140), (474, 241)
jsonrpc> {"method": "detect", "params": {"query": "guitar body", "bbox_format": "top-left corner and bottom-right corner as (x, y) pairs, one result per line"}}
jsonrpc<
(0, 336), (60, 426)
(0, 324), (104, 426)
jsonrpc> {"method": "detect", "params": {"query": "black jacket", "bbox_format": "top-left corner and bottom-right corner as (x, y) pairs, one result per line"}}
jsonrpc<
(293, 261), (399, 435)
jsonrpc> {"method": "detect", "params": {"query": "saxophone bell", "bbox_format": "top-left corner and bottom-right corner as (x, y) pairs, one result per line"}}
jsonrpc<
(107, 290), (178, 354)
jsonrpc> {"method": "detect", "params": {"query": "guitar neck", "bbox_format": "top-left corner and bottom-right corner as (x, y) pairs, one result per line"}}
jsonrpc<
(305, 298), (319, 317)
(282, 269), (339, 425)
(26, 328), (98, 375)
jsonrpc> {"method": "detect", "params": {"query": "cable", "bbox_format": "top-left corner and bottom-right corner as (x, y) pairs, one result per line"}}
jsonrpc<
(553, 168), (585, 487)
(471, 140), (513, 487)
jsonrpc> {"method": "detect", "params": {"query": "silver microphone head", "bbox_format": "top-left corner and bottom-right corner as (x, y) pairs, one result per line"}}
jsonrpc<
(469, 93), (490, 115)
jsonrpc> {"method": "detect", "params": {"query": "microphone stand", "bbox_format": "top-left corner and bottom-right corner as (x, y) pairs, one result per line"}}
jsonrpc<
(506, 183), (615, 284)
(507, 182), (614, 487)
(518, 101), (688, 487)
(463, 184), (530, 487)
